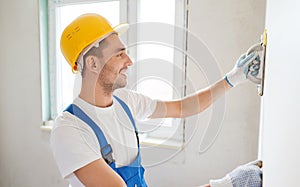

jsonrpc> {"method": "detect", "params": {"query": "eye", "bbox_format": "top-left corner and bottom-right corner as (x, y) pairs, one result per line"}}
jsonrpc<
(115, 51), (125, 58)
(116, 53), (122, 57)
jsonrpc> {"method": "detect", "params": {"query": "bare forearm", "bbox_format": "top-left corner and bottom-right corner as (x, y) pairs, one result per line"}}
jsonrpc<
(181, 78), (231, 117)
(150, 79), (231, 118)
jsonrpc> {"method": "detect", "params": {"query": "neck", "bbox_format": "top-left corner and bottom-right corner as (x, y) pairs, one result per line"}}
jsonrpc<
(79, 78), (114, 108)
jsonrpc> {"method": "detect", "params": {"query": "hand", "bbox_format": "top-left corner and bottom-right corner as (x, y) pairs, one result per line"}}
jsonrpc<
(209, 160), (263, 187)
(225, 44), (262, 87)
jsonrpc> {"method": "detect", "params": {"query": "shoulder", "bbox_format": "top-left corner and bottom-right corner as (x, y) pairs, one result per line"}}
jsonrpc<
(113, 88), (152, 105)
(113, 88), (157, 121)
(51, 111), (81, 131)
(51, 111), (99, 152)
(50, 112), (101, 178)
(113, 88), (140, 100)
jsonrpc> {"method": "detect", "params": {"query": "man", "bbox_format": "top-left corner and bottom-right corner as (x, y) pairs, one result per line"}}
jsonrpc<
(51, 13), (262, 187)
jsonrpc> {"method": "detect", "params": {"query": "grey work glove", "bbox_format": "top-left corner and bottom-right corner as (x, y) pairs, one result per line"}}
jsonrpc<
(225, 43), (262, 87)
(209, 160), (262, 187)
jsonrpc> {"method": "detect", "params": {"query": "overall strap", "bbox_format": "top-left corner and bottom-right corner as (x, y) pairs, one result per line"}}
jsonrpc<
(64, 96), (139, 164)
(113, 95), (140, 147)
(113, 95), (138, 132)
(64, 104), (114, 165)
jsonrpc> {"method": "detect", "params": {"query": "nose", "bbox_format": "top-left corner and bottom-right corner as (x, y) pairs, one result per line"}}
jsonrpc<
(124, 53), (133, 66)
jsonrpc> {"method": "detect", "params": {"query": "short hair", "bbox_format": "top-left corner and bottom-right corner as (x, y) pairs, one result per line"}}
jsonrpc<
(81, 38), (109, 77)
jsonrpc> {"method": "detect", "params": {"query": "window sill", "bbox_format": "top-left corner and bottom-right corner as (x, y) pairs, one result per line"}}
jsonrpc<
(40, 121), (183, 150)
(139, 134), (183, 150)
(40, 120), (54, 132)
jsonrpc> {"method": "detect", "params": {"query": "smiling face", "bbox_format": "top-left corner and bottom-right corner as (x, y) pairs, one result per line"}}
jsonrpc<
(95, 34), (133, 92)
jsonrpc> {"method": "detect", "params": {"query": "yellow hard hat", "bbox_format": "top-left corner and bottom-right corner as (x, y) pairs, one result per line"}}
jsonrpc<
(60, 13), (129, 73)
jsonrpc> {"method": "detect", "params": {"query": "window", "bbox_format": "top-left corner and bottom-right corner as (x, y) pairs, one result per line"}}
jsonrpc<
(41, 0), (188, 147)
(46, 0), (124, 120)
(127, 0), (187, 146)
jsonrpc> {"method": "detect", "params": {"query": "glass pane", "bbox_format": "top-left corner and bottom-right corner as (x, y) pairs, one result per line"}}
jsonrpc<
(55, 1), (120, 113)
(136, 0), (177, 129)
(137, 43), (174, 99)
(139, 0), (175, 24)
(137, 79), (173, 100)
(136, 0), (176, 99)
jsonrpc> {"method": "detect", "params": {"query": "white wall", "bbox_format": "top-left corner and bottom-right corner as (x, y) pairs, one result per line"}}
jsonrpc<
(0, 0), (67, 186)
(0, 0), (265, 186)
(143, 1), (265, 186)
(259, 0), (300, 186)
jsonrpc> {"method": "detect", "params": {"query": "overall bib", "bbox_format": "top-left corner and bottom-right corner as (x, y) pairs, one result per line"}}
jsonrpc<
(65, 96), (147, 187)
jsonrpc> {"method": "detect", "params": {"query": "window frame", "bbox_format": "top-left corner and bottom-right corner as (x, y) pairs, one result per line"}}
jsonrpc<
(126, 0), (188, 145)
(47, 0), (126, 119)
(41, 0), (188, 148)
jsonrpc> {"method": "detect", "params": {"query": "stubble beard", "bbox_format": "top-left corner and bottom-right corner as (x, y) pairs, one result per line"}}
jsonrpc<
(98, 73), (127, 96)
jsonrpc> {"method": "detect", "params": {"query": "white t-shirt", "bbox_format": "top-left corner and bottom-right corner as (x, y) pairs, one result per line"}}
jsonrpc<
(50, 89), (157, 187)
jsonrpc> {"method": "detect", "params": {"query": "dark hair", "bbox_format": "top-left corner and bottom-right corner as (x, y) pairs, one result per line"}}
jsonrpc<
(81, 38), (109, 77)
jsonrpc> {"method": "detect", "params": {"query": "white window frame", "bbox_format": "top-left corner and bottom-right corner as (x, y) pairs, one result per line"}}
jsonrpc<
(126, 0), (188, 147)
(43, 0), (188, 148)
(47, 0), (127, 119)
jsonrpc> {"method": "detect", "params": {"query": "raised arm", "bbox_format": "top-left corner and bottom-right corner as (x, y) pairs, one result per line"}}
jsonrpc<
(150, 79), (231, 118)
(150, 46), (261, 119)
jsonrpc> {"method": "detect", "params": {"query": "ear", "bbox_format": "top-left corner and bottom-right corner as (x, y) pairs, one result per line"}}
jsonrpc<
(84, 55), (100, 74)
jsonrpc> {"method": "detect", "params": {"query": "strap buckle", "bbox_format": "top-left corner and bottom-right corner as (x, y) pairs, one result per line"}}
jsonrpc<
(101, 144), (115, 165)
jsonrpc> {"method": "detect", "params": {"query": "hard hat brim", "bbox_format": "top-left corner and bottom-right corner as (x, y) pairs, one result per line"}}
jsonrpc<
(113, 23), (129, 35)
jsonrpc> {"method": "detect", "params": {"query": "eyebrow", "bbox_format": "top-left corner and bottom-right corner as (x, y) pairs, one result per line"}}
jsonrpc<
(115, 47), (126, 53)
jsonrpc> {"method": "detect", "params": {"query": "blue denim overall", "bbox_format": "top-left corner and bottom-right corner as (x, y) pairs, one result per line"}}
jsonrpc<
(65, 96), (147, 187)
